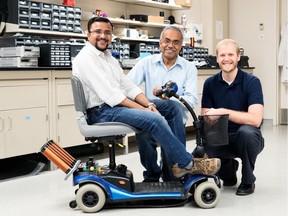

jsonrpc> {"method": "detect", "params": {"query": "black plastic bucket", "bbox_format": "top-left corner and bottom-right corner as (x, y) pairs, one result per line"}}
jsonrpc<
(203, 114), (229, 146)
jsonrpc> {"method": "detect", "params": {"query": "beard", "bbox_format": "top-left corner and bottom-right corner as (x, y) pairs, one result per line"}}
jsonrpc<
(95, 39), (109, 52)
(95, 43), (108, 52)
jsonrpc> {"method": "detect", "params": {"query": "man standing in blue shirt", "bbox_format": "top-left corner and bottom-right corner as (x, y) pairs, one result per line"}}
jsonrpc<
(128, 25), (198, 182)
(201, 39), (265, 195)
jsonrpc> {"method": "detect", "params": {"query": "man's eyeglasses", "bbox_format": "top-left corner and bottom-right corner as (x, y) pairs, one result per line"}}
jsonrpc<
(161, 38), (182, 46)
(89, 29), (112, 36)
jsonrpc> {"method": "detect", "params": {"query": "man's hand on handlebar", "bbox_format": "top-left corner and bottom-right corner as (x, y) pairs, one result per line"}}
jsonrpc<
(153, 86), (169, 99)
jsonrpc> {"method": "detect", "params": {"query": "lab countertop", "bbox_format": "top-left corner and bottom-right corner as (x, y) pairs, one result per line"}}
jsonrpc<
(0, 67), (72, 71)
(0, 66), (255, 72)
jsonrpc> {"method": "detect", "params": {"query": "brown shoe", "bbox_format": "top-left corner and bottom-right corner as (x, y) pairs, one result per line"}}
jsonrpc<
(172, 157), (221, 178)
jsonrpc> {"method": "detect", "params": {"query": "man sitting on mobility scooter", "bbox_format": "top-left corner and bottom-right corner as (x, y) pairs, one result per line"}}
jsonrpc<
(72, 16), (221, 178)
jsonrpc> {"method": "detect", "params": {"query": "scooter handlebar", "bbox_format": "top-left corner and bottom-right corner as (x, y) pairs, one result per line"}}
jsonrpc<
(158, 81), (197, 120)
(156, 81), (178, 98)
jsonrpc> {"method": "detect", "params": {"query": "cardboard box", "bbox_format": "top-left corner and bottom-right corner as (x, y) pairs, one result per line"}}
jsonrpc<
(174, 0), (192, 7)
(148, 15), (164, 24)
(114, 28), (139, 38)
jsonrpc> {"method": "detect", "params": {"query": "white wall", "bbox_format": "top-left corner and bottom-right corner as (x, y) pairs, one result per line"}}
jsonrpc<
(175, 0), (282, 124)
(172, 0), (201, 24)
(228, 0), (279, 124)
(172, 0), (229, 54)
(279, 0), (288, 124)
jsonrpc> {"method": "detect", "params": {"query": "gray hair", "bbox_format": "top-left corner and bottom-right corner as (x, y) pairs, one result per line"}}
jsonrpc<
(160, 25), (184, 41)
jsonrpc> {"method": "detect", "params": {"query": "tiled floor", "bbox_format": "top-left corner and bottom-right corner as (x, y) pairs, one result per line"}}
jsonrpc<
(0, 123), (287, 216)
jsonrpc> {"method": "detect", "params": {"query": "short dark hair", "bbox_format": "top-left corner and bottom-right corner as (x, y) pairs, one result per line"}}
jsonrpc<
(87, 17), (114, 32)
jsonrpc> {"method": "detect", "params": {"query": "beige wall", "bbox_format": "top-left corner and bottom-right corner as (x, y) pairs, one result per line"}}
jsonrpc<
(172, 0), (229, 54)
(279, 0), (288, 124)
(174, 0), (284, 124)
(228, 0), (281, 124)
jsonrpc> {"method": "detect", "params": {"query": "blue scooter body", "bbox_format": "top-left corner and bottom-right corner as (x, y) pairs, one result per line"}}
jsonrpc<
(73, 170), (210, 202)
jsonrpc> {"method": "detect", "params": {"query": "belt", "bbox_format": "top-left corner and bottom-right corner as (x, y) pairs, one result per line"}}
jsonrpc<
(86, 104), (104, 112)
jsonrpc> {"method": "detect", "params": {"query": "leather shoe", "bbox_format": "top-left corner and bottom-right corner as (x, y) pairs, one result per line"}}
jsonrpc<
(236, 182), (255, 195)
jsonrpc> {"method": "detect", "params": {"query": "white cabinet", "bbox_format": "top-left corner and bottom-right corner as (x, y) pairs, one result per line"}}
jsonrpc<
(0, 78), (49, 158)
(0, 108), (48, 157)
(0, 70), (90, 159)
(57, 105), (88, 148)
(51, 71), (90, 148)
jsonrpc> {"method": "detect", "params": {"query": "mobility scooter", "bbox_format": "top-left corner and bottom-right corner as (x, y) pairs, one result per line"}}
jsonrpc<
(40, 78), (229, 213)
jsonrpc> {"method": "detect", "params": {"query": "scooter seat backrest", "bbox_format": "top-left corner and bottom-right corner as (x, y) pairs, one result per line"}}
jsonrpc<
(71, 75), (87, 115)
(70, 75), (138, 139)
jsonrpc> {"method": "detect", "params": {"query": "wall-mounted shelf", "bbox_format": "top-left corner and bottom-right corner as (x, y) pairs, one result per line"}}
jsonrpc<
(83, 15), (184, 28)
(82, 12), (169, 28)
(109, 17), (168, 28)
(117, 37), (159, 43)
(109, 0), (189, 10)
(5, 23), (87, 39)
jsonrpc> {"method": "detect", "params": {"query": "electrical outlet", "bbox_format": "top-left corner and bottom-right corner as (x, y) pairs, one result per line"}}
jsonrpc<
(259, 34), (265, 41)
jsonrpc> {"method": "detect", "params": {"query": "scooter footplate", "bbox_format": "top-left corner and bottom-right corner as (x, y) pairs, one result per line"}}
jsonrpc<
(134, 181), (184, 193)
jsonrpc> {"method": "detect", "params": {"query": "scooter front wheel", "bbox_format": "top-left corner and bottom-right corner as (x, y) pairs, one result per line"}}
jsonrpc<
(194, 181), (220, 208)
(76, 184), (106, 213)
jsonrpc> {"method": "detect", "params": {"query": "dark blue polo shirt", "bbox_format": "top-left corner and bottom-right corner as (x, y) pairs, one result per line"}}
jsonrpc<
(201, 68), (264, 133)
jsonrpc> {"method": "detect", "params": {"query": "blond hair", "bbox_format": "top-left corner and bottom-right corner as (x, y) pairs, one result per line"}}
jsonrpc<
(216, 39), (240, 56)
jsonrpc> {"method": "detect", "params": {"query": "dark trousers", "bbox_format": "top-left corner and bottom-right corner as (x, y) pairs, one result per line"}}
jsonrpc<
(205, 125), (264, 184)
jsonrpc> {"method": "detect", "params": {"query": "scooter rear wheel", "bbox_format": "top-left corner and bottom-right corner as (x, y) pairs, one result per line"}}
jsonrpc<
(76, 184), (106, 213)
(194, 181), (220, 208)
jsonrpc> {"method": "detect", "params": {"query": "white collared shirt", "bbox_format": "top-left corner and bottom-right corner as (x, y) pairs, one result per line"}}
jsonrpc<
(72, 42), (142, 109)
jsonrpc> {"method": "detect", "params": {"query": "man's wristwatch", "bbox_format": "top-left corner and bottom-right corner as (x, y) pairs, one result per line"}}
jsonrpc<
(146, 102), (156, 108)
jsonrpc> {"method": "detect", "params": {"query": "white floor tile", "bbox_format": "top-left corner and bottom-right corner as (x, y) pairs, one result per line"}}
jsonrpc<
(0, 123), (287, 216)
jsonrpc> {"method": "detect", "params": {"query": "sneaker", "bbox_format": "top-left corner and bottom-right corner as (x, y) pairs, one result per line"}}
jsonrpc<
(172, 157), (221, 178)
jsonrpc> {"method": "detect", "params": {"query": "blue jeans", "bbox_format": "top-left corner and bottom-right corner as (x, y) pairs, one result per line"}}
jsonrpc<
(87, 100), (192, 178)
(135, 99), (187, 181)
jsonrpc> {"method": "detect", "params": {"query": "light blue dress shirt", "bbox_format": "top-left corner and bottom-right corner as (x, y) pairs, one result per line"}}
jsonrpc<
(127, 54), (198, 123)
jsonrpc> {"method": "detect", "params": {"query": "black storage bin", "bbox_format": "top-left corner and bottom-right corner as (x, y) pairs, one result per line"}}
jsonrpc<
(203, 114), (229, 146)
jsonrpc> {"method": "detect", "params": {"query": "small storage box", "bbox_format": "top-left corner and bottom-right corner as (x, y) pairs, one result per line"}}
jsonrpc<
(148, 15), (164, 24)
(174, 0), (192, 7)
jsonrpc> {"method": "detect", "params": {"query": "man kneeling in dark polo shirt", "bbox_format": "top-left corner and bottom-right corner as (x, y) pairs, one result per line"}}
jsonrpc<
(201, 38), (265, 196)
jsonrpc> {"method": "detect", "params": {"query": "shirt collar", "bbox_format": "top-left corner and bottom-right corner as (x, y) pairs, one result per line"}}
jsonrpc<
(217, 68), (244, 84)
(153, 53), (183, 69)
(86, 41), (111, 57)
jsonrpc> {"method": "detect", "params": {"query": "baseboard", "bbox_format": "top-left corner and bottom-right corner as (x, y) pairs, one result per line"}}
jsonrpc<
(280, 108), (288, 125)
(262, 119), (273, 125)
